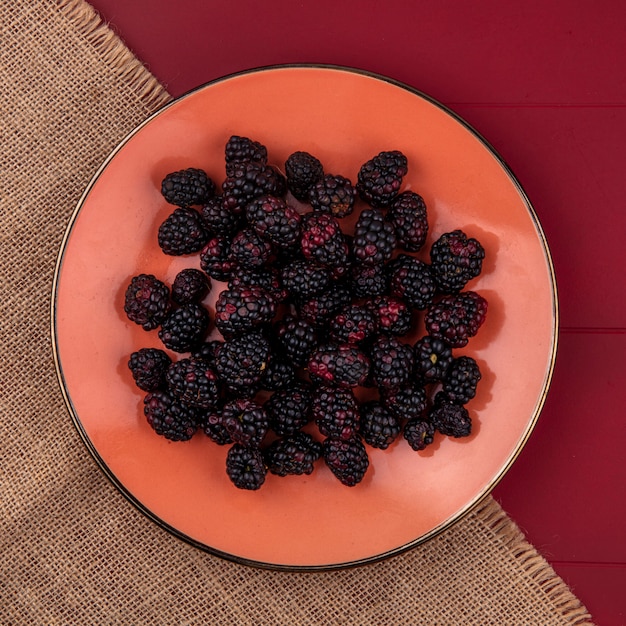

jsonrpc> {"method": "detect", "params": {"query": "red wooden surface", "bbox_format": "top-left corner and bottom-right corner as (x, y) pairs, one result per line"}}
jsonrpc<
(86, 1), (626, 622)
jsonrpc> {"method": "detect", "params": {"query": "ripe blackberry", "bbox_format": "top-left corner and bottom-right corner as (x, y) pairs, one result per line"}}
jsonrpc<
(430, 400), (472, 438)
(246, 195), (302, 249)
(300, 212), (349, 269)
(201, 196), (242, 236)
(280, 259), (331, 301)
(265, 383), (312, 436)
(403, 419), (435, 451)
(201, 408), (233, 445)
(328, 304), (377, 344)
(200, 235), (236, 281)
(214, 286), (276, 337)
(352, 208), (397, 265)
(297, 283), (352, 329)
(381, 382), (428, 421)
(413, 335), (453, 383)
(322, 436), (369, 487)
(359, 401), (401, 450)
(226, 443), (267, 490)
(161, 168), (215, 207)
(222, 398), (269, 447)
(349, 263), (389, 298)
(143, 390), (200, 441)
(311, 386), (360, 440)
(260, 354), (296, 391)
(307, 343), (370, 389)
(388, 254), (436, 310)
(441, 355), (482, 404)
(275, 315), (319, 367)
(230, 228), (274, 269)
(309, 174), (356, 218)
(368, 295), (412, 336)
(158, 303), (209, 353)
(158, 207), (210, 256)
(124, 274), (170, 331)
(228, 265), (287, 304)
(430, 230), (485, 294)
(369, 335), (414, 389)
(215, 331), (271, 393)
(264, 432), (322, 477)
(171, 268), (210, 305)
(166, 357), (220, 409)
(224, 135), (268, 176)
(356, 150), (408, 208)
(424, 291), (488, 348)
(387, 191), (429, 252)
(192, 339), (223, 367)
(222, 161), (286, 213)
(284, 151), (324, 201)
(128, 347), (171, 392)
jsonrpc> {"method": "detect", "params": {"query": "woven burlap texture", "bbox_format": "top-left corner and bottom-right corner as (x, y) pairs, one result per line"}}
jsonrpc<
(0, 1), (592, 624)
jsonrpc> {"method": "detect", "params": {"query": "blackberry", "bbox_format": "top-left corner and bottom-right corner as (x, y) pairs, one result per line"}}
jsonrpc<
(124, 274), (170, 331)
(143, 390), (200, 441)
(403, 419), (435, 451)
(352, 208), (397, 265)
(430, 230), (485, 294)
(215, 331), (271, 393)
(264, 432), (322, 477)
(158, 207), (210, 256)
(158, 303), (209, 353)
(328, 304), (378, 344)
(221, 398), (269, 447)
(128, 347), (171, 392)
(297, 283), (352, 328)
(322, 436), (369, 487)
(191, 339), (223, 366)
(214, 286), (276, 337)
(441, 355), (482, 404)
(201, 408), (233, 445)
(230, 228), (274, 269)
(311, 386), (360, 440)
(368, 295), (412, 336)
(226, 444), (267, 490)
(165, 357), (220, 409)
(275, 315), (319, 367)
(222, 161), (286, 213)
(284, 151), (324, 201)
(246, 195), (302, 249)
(161, 168), (215, 207)
(201, 196), (242, 236)
(349, 263), (389, 298)
(309, 174), (356, 218)
(424, 291), (488, 348)
(356, 150), (408, 208)
(430, 400), (472, 438)
(260, 354), (296, 391)
(280, 259), (332, 301)
(413, 335), (453, 383)
(359, 401), (401, 450)
(387, 191), (429, 252)
(381, 382), (428, 421)
(224, 135), (268, 176)
(200, 235), (236, 281)
(369, 335), (414, 389)
(265, 383), (312, 436)
(228, 266), (288, 304)
(300, 212), (349, 269)
(307, 343), (370, 389)
(171, 268), (210, 305)
(388, 254), (436, 310)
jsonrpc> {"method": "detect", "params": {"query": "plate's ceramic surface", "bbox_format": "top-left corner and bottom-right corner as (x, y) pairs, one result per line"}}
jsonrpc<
(52, 65), (557, 569)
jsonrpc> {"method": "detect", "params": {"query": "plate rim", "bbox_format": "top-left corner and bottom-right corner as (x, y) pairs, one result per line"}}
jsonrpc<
(50, 62), (559, 571)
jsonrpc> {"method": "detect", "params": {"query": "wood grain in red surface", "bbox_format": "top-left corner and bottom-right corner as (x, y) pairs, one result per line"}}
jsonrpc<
(86, 0), (626, 621)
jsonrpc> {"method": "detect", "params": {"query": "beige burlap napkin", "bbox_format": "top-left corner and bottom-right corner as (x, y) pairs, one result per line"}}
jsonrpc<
(0, 1), (593, 624)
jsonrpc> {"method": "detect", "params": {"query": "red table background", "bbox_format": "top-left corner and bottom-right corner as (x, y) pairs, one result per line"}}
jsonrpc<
(86, 1), (626, 622)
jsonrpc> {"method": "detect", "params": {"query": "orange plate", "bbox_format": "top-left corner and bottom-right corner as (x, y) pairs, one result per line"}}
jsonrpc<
(52, 65), (557, 570)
